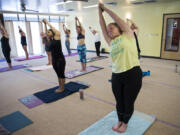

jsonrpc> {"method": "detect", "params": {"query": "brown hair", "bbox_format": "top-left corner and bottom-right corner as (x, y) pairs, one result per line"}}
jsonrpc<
(109, 23), (123, 34)
(48, 29), (55, 37)
(76, 26), (82, 32)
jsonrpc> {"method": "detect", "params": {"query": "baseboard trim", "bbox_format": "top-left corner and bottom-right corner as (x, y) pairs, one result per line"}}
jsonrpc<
(71, 49), (180, 61)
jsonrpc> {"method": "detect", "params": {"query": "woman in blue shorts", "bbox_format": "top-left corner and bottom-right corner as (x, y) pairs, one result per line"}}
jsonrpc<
(75, 17), (86, 72)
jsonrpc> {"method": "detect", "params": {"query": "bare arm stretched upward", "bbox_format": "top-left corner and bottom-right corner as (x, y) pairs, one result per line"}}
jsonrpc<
(42, 19), (60, 40)
(75, 17), (85, 35)
(127, 19), (139, 35)
(89, 27), (94, 34)
(18, 26), (25, 36)
(44, 23), (48, 34)
(99, 4), (134, 38)
(63, 24), (67, 33)
(0, 21), (8, 38)
(98, 4), (111, 45)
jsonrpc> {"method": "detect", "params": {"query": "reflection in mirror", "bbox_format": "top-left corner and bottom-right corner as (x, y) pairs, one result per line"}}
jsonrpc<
(165, 18), (180, 51)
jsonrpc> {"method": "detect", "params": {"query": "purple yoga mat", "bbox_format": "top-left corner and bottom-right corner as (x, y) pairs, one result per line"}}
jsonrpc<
(0, 124), (10, 135)
(14, 55), (45, 61)
(65, 66), (103, 79)
(0, 65), (27, 73)
(18, 95), (43, 109)
(0, 59), (6, 62)
(64, 52), (78, 57)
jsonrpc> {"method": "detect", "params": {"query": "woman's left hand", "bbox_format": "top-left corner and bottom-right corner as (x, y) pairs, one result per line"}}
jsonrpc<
(99, 3), (105, 12)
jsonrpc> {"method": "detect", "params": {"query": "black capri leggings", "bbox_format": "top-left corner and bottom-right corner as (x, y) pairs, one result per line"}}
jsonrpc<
(95, 41), (101, 56)
(52, 57), (66, 78)
(2, 48), (11, 63)
(111, 66), (142, 124)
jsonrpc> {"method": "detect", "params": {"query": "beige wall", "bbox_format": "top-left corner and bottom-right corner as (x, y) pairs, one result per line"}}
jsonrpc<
(66, 1), (180, 57)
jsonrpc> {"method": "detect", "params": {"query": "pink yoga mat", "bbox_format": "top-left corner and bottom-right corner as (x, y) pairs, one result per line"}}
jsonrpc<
(64, 52), (78, 57)
(14, 55), (45, 61)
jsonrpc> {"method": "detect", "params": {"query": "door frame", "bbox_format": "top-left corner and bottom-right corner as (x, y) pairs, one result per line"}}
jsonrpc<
(160, 13), (180, 60)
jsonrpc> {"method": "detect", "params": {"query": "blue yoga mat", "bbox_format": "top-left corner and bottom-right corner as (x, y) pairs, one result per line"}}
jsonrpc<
(142, 71), (150, 77)
(34, 81), (89, 103)
(0, 111), (33, 133)
(78, 110), (156, 135)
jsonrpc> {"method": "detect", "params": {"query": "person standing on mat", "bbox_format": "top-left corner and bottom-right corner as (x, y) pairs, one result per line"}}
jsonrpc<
(42, 19), (66, 93)
(89, 27), (101, 57)
(75, 17), (86, 72)
(40, 22), (52, 65)
(0, 20), (12, 69)
(99, 3), (142, 133)
(63, 24), (71, 56)
(40, 32), (52, 65)
(127, 19), (141, 59)
(18, 26), (29, 60)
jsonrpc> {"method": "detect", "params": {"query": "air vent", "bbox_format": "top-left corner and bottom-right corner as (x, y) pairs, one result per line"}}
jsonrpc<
(144, 0), (156, 3)
(130, 0), (144, 4)
(130, 0), (156, 4)
(106, 2), (117, 6)
(66, 9), (74, 11)
(65, 0), (88, 2)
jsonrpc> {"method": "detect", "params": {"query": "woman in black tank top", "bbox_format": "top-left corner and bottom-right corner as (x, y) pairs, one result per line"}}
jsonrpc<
(0, 21), (12, 69)
(18, 26), (29, 60)
(42, 19), (66, 93)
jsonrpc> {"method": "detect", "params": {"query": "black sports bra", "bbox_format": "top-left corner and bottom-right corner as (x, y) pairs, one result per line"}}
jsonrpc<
(77, 33), (85, 40)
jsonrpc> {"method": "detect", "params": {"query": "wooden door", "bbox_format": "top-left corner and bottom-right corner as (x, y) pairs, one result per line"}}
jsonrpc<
(161, 13), (180, 60)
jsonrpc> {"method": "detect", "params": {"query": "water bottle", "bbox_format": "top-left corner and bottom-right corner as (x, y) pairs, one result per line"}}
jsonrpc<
(175, 65), (178, 73)
(79, 89), (84, 100)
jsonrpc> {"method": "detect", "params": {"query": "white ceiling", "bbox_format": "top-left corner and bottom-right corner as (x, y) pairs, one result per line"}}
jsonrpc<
(0, 0), (179, 13)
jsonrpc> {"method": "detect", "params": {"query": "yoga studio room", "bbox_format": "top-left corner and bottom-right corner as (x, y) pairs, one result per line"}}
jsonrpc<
(0, 0), (180, 135)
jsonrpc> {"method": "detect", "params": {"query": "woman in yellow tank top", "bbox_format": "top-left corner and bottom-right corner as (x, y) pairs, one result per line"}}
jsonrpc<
(99, 3), (142, 133)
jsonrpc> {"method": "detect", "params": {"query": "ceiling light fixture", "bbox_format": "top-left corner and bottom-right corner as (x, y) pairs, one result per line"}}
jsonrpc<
(57, 10), (66, 13)
(83, 4), (98, 9)
(55, 1), (73, 6)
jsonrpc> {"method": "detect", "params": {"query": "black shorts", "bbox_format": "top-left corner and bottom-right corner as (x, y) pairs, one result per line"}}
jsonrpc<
(45, 45), (51, 52)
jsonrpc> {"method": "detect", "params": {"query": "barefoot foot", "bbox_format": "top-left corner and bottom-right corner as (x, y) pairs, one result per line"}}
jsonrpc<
(114, 123), (128, 133)
(55, 88), (64, 93)
(112, 121), (122, 132)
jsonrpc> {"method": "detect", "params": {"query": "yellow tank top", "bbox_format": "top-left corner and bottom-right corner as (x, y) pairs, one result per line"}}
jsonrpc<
(110, 34), (140, 73)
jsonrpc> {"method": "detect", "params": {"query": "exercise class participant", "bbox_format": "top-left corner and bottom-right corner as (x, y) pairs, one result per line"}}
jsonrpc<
(99, 3), (142, 133)
(18, 26), (29, 59)
(42, 19), (66, 93)
(0, 20), (12, 69)
(75, 17), (86, 72)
